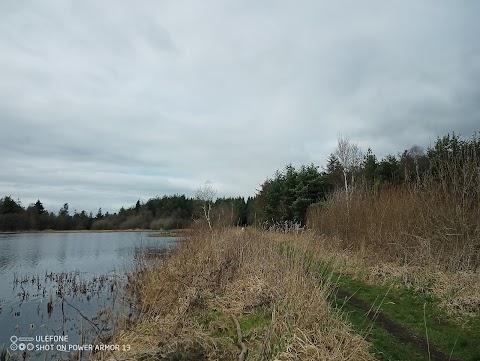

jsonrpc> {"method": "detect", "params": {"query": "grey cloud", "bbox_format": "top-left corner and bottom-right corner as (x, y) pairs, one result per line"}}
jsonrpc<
(1, 1), (479, 213)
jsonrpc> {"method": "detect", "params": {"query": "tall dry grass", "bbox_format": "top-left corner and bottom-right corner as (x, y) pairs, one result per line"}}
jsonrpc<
(98, 229), (374, 361)
(307, 184), (480, 271)
(309, 134), (480, 271)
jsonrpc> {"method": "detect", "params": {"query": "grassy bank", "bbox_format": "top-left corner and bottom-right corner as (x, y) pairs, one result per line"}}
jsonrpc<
(99, 228), (373, 360)
(93, 228), (480, 360)
(277, 234), (480, 360)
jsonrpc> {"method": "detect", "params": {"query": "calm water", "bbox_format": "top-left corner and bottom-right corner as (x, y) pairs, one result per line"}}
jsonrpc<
(0, 231), (178, 359)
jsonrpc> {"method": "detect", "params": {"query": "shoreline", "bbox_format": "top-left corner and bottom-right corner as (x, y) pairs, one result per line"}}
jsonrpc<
(0, 229), (154, 234)
(106, 228), (480, 361)
(0, 229), (189, 236)
(105, 228), (375, 360)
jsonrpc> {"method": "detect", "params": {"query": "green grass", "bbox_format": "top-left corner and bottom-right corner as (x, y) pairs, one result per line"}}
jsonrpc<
(328, 265), (480, 361)
(195, 305), (273, 358)
(197, 308), (224, 327)
(238, 310), (271, 339)
(276, 243), (480, 360)
(339, 299), (427, 361)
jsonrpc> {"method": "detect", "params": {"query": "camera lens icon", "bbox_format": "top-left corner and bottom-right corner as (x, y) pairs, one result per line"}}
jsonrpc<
(10, 335), (18, 351)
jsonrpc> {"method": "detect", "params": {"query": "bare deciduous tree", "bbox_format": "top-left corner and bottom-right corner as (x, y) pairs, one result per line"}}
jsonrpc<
(350, 142), (363, 187)
(408, 145), (424, 186)
(335, 135), (351, 195)
(334, 135), (363, 199)
(196, 184), (216, 230)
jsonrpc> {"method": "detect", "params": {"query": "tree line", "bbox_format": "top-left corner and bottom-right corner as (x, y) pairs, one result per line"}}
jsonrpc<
(1, 131), (478, 232)
(253, 131), (479, 228)
(0, 194), (254, 232)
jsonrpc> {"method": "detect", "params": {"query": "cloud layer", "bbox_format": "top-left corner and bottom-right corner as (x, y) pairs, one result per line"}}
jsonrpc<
(1, 1), (479, 213)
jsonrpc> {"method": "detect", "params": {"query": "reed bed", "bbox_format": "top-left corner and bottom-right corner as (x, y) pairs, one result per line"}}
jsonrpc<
(97, 228), (374, 360)
(307, 185), (480, 317)
(307, 186), (480, 272)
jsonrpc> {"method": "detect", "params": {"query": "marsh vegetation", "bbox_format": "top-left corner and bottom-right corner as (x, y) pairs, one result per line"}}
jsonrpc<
(2, 131), (479, 360)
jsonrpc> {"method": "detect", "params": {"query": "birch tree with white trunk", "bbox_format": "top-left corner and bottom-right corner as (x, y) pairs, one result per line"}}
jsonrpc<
(196, 184), (216, 230)
(334, 135), (363, 200)
(408, 145), (424, 187)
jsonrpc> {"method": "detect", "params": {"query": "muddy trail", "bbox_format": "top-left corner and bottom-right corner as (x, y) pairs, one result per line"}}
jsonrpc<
(335, 287), (462, 361)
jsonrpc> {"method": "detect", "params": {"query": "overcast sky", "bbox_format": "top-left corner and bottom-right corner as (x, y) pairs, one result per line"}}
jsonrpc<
(1, 1), (479, 214)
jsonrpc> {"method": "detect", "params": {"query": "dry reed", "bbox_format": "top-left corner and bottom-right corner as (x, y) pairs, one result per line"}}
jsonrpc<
(307, 185), (480, 317)
(94, 228), (374, 360)
(307, 186), (480, 272)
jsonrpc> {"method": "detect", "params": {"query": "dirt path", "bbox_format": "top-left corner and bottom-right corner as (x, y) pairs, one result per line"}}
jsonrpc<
(335, 288), (461, 361)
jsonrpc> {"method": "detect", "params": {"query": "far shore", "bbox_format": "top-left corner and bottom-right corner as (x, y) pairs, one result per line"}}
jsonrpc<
(0, 229), (189, 237)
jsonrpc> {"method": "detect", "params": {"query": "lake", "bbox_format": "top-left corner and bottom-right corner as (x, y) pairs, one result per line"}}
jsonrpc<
(0, 231), (178, 360)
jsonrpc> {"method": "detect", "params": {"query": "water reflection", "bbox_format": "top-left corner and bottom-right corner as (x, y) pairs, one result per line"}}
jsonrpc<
(29, 239), (41, 267)
(0, 239), (15, 271)
(55, 236), (67, 265)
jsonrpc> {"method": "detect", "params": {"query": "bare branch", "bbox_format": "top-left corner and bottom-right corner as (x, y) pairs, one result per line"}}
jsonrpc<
(196, 184), (217, 229)
(334, 135), (363, 197)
